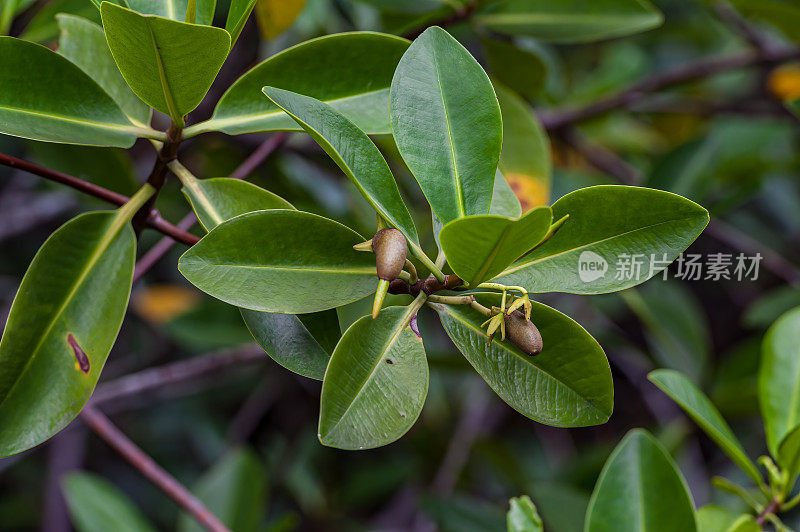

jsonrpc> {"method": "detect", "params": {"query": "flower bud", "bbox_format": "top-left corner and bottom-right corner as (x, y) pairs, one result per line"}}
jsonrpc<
(372, 228), (407, 281)
(503, 310), (543, 356)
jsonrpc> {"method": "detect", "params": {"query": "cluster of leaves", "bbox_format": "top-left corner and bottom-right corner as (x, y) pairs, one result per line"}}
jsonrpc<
(0, 0), (710, 461)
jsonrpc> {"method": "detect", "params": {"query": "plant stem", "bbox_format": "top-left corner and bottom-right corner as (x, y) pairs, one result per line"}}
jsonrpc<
(169, 160), (224, 226)
(116, 184), (155, 224)
(410, 243), (446, 283)
(228, 133), (289, 180)
(756, 498), (782, 526)
(427, 294), (474, 305)
(470, 300), (493, 317)
(404, 260), (418, 284)
(80, 405), (231, 532)
(0, 152), (198, 246)
(132, 122), (183, 234)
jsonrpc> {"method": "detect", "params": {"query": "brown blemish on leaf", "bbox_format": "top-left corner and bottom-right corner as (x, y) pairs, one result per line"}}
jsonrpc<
(67, 334), (90, 374)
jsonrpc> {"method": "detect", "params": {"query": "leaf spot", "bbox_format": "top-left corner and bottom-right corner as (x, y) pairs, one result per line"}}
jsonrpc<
(385, 358), (395, 365)
(67, 333), (90, 374)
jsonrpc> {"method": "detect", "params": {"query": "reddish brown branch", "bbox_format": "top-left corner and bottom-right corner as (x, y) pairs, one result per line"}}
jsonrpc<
(80, 405), (230, 532)
(93, 346), (265, 405)
(559, 128), (642, 185)
(755, 498), (781, 526)
(132, 132), (286, 281)
(0, 152), (199, 246)
(539, 46), (800, 130)
(403, 0), (478, 40)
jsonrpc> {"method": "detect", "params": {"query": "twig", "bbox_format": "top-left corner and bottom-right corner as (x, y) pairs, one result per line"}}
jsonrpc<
(228, 132), (288, 180)
(0, 152), (199, 246)
(41, 425), (86, 532)
(756, 497), (781, 526)
(93, 346), (265, 405)
(133, 132), (286, 281)
(539, 46), (800, 130)
(132, 123), (183, 234)
(559, 128), (642, 185)
(430, 384), (495, 494)
(712, 1), (776, 54)
(403, 0), (478, 40)
(80, 405), (230, 532)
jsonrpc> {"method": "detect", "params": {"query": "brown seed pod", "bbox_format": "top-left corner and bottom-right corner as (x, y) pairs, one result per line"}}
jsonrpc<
(503, 310), (543, 356)
(372, 228), (407, 281)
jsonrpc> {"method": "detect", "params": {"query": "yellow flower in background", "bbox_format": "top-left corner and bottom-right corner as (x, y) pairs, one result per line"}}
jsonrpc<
(768, 64), (800, 101)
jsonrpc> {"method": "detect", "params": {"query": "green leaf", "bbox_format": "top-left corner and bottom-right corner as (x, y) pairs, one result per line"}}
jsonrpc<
(187, 32), (410, 137)
(178, 448), (267, 532)
(476, 0), (664, 43)
(440, 207), (552, 287)
(319, 305), (428, 449)
(126, 0), (217, 25)
(696, 505), (759, 532)
(433, 300), (613, 427)
(225, 0), (258, 44)
(0, 37), (140, 147)
(262, 86), (420, 246)
(585, 429), (696, 532)
(57, 14), (151, 127)
(240, 309), (333, 380)
(353, 0), (447, 13)
(0, 207), (139, 456)
(788, 99), (800, 118)
(22, 0), (100, 43)
(494, 186), (709, 294)
(496, 84), (551, 210)
(390, 26), (502, 224)
(62, 473), (156, 532)
(507, 496), (543, 532)
(490, 171), (522, 218)
(759, 306), (800, 456)
(181, 177), (294, 231)
(483, 38), (546, 101)
(100, 2), (230, 124)
(730, 0), (800, 43)
(178, 210), (377, 314)
(648, 369), (761, 484)
(777, 424), (800, 492)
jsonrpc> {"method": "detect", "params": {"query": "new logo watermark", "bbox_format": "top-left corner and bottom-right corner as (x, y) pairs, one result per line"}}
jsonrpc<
(577, 252), (763, 283)
(578, 251), (608, 282)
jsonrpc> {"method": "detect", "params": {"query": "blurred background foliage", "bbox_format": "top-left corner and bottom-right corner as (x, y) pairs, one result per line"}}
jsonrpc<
(1, 0), (800, 530)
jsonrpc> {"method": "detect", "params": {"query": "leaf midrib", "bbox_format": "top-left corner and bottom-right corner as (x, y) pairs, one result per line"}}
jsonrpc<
(188, 260), (376, 275)
(322, 307), (417, 439)
(205, 89), (389, 131)
(430, 40), (465, 218)
(0, 104), (139, 133)
(497, 216), (704, 278)
(0, 213), (129, 406)
(146, 21), (181, 122)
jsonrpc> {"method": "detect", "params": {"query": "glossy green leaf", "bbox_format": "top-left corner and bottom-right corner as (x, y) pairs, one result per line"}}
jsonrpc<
(585, 429), (696, 532)
(476, 0), (664, 43)
(483, 38), (546, 101)
(433, 300), (613, 427)
(187, 32), (409, 137)
(57, 14), (151, 127)
(490, 171), (522, 218)
(178, 448), (267, 532)
(696, 505), (758, 532)
(390, 26), (502, 224)
(648, 369), (761, 483)
(181, 177), (294, 231)
(262, 86), (419, 246)
(241, 309), (334, 380)
(496, 84), (551, 211)
(178, 210), (377, 314)
(494, 186), (709, 294)
(440, 207), (552, 287)
(759, 306), (800, 456)
(22, 0), (100, 43)
(125, 0), (216, 25)
(0, 37), (140, 147)
(507, 496), (543, 532)
(62, 473), (156, 532)
(777, 423), (800, 490)
(0, 208), (138, 456)
(101, 2), (230, 123)
(319, 306), (428, 449)
(225, 0), (258, 44)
